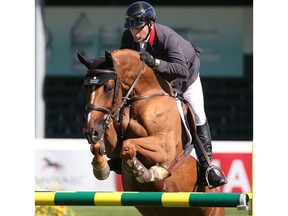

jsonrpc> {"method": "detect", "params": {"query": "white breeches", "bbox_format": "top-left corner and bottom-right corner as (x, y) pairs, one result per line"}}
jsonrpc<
(183, 75), (207, 126)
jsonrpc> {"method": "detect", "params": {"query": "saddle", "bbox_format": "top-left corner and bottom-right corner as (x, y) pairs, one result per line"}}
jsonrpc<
(180, 97), (197, 142)
(166, 96), (198, 173)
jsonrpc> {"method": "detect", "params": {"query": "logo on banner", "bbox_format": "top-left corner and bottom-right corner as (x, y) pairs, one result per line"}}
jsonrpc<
(42, 157), (64, 172)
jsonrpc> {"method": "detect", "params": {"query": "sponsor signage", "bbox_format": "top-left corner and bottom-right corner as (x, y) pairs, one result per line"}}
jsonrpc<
(35, 140), (252, 193)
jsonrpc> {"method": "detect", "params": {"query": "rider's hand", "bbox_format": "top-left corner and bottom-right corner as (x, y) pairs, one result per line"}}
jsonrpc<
(140, 52), (156, 68)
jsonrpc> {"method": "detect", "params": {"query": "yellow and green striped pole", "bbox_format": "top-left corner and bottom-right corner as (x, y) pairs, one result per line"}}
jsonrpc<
(35, 191), (250, 208)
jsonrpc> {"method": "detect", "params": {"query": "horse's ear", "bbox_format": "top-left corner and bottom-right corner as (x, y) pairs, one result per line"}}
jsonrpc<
(105, 50), (112, 59)
(105, 51), (113, 65)
(77, 52), (93, 69)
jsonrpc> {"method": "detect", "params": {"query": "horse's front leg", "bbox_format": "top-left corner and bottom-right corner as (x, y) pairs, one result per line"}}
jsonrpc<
(91, 140), (110, 180)
(121, 136), (171, 183)
(103, 123), (122, 158)
(121, 135), (172, 164)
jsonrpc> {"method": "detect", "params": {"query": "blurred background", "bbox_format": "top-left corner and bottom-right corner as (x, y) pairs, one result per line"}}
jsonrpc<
(36, 0), (253, 140)
(35, 0), (252, 194)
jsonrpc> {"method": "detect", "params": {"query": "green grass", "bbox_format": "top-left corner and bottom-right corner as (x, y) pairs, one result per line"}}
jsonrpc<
(70, 206), (140, 216)
(70, 206), (250, 216)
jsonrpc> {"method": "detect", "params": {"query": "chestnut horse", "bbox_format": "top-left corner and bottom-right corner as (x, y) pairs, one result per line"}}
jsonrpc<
(78, 49), (225, 216)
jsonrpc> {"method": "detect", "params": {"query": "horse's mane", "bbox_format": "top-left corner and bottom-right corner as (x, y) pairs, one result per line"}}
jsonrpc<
(88, 49), (139, 72)
(111, 49), (174, 96)
(111, 49), (140, 59)
(82, 49), (173, 95)
(88, 49), (139, 70)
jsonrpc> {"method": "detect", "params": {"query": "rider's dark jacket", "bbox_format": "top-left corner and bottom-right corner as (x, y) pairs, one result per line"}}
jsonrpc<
(120, 23), (203, 94)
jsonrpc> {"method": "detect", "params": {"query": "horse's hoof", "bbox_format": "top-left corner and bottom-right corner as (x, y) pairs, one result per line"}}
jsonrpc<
(92, 162), (110, 180)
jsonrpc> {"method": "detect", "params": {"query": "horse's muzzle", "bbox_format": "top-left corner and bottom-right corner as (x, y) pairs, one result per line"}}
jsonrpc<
(83, 127), (103, 144)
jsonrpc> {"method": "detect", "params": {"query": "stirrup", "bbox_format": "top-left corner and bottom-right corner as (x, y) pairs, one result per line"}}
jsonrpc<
(205, 165), (227, 189)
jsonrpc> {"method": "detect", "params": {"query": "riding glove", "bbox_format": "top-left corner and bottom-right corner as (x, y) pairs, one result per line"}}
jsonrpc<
(140, 52), (156, 68)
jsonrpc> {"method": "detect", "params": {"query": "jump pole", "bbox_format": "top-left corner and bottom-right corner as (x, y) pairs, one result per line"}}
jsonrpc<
(35, 191), (250, 209)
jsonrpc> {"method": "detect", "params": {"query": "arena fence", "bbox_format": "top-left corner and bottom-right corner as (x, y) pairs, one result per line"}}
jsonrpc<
(35, 191), (252, 211)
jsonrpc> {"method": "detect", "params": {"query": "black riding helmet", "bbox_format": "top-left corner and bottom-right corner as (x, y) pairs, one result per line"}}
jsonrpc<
(124, 1), (156, 29)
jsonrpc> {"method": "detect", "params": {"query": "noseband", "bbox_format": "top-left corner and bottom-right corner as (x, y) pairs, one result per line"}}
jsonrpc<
(84, 69), (121, 131)
(83, 61), (171, 143)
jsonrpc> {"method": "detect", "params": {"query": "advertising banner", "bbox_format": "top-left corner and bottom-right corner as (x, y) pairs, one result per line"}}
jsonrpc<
(213, 153), (252, 193)
(35, 139), (252, 193)
(35, 139), (116, 191)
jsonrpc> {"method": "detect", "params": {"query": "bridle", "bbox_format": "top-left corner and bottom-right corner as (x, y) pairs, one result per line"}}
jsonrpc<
(83, 61), (172, 144)
(83, 62), (144, 146)
(84, 70), (121, 130)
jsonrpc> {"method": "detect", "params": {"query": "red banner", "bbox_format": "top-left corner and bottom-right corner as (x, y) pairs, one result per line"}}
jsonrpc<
(213, 153), (252, 193)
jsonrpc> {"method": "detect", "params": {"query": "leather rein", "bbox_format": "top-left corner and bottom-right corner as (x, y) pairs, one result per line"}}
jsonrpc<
(84, 61), (189, 173)
(84, 61), (171, 134)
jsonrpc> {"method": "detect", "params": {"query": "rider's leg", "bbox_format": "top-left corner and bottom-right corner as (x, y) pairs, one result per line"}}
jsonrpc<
(195, 120), (227, 187)
(183, 75), (227, 188)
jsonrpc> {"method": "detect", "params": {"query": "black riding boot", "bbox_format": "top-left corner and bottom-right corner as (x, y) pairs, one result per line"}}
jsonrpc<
(194, 121), (227, 188)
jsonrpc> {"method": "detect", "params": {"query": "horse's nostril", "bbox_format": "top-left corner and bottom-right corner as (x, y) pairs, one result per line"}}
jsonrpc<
(91, 129), (100, 143)
(92, 130), (98, 138)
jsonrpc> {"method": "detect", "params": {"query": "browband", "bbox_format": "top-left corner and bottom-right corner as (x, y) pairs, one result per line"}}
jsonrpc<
(83, 73), (117, 86)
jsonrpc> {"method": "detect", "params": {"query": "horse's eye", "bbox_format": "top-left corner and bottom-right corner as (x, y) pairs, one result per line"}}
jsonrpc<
(104, 84), (114, 93)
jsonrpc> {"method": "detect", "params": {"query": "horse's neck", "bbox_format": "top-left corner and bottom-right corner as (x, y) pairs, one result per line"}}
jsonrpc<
(138, 79), (164, 95)
(127, 68), (169, 96)
(112, 50), (172, 95)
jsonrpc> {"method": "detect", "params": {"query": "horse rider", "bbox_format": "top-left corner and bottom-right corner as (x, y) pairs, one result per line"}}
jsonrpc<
(110, 1), (227, 188)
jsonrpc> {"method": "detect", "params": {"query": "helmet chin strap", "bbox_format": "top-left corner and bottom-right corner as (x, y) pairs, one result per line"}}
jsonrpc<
(143, 22), (153, 41)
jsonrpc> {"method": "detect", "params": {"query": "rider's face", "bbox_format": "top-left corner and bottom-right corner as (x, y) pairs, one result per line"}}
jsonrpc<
(130, 24), (150, 43)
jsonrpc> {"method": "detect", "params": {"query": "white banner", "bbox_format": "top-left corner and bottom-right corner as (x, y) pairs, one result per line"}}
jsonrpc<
(35, 139), (116, 191)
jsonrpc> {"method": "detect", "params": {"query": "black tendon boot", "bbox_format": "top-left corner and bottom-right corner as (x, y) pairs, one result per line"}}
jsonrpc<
(195, 121), (227, 188)
(107, 157), (122, 174)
